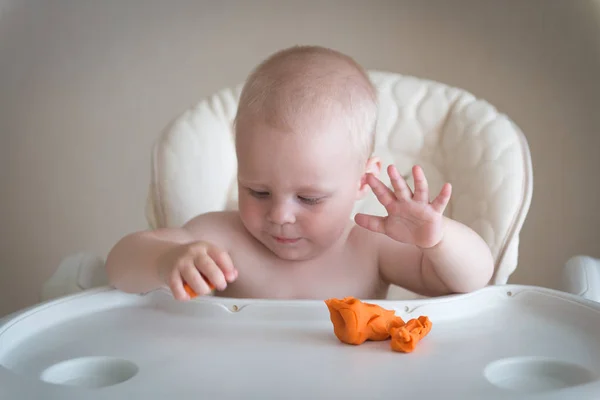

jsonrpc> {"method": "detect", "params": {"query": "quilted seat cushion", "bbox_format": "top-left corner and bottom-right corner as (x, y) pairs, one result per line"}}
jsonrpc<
(146, 71), (532, 292)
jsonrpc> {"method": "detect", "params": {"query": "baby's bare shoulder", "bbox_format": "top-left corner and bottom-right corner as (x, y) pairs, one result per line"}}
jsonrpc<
(349, 222), (374, 243)
(347, 223), (381, 260)
(182, 211), (248, 249)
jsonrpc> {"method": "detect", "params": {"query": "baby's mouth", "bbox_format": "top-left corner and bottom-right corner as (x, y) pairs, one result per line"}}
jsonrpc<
(272, 236), (301, 244)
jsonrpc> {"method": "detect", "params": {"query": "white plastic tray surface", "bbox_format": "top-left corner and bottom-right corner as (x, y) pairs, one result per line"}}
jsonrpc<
(1, 285), (600, 399)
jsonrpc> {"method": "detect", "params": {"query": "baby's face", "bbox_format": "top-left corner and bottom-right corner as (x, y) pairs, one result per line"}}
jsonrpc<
(236, 119), (364, 261)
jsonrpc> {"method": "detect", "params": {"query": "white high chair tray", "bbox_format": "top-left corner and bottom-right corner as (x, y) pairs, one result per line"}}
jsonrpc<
(1, 285), (600, 399)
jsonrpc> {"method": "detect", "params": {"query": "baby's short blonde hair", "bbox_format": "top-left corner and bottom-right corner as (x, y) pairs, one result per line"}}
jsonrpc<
(234, 45), (378, 162)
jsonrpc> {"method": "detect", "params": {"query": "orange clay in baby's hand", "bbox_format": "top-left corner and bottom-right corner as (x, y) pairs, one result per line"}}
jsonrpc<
(183, 283), (198, 298)
(324, 297), (431, 353)
(183, 281), (215, 299)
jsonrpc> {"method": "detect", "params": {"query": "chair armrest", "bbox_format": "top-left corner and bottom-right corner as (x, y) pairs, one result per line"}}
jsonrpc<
(41, 252), (108, 301)
(561, 255), (600, 303)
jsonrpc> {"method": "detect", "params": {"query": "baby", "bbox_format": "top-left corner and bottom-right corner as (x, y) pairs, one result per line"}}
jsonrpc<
(105, 45), (494, 301)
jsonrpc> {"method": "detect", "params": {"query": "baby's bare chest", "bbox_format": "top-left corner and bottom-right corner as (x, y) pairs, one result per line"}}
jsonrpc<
(218, 239), (387, 300)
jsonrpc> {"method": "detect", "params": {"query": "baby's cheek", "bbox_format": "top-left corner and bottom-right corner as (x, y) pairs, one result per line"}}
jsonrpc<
(313, 202), (352, 235)
(238, 198), (263, 226)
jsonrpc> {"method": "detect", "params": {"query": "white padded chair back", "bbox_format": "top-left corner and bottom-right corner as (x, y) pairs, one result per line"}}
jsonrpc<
(146, 71), (533, 292)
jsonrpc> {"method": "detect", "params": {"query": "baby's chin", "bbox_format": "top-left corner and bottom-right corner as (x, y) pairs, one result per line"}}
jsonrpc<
(257, 235), (320, 262)
(265, 241), (312, 261)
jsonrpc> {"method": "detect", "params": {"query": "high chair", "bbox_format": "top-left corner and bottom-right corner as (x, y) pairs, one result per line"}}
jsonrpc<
(561, 255), (600, 303)
(42, 71), (534, 301)
(8, 72), (600, 399)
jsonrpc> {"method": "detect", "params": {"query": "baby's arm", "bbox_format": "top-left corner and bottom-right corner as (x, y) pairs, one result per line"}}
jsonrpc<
(105, 212), (236, 297)
(105, 227), (193, 294)
(356, 165), (494, 296)
(419, 217), (494, 293)
(377, 217), (494, 296)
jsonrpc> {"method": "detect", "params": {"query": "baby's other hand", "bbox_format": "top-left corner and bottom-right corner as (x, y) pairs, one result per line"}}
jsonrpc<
(355, 165), (452, 249)
(158, 241), (237, 300)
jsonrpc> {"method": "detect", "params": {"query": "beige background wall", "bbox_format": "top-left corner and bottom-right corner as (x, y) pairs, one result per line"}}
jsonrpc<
(1, 0), (599, 317)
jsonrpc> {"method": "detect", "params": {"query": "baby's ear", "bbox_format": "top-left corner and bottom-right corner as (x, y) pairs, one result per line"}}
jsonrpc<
(357, 157), (382, 198)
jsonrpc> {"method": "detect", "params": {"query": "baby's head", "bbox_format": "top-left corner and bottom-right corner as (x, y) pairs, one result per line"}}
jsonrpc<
(234, 45), (380, 261)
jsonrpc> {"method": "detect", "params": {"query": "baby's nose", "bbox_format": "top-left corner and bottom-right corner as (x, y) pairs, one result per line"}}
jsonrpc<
(268, 201), (296, 225)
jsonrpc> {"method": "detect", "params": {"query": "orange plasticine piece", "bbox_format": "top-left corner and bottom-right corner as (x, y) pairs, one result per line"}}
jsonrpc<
(324, 297), (402, 345)
(324, 297), (432, 353)
(390, 316), (432, 353)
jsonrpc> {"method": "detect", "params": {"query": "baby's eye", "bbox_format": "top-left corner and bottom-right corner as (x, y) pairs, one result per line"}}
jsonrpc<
(298, 196), (322, 205)
(249, 189), (270, 198)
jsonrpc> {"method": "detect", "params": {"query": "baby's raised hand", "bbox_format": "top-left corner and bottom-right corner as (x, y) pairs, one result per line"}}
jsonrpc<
(158, 241), (237, 300)
(355, 165), (451, 249)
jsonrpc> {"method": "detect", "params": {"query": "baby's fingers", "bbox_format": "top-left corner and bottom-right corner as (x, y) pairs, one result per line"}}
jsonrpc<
(354, 213), (387, 235)
(412, 165), (429, 203)
(194, 253), (228, 291)
(366, 173), (396, 209)
(388, 165), (412, 201)
(207, 247), (237, 283)
(168, 272), (189, 301)
(431, 183), (452, 213)
(182, 263), (213, 296)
